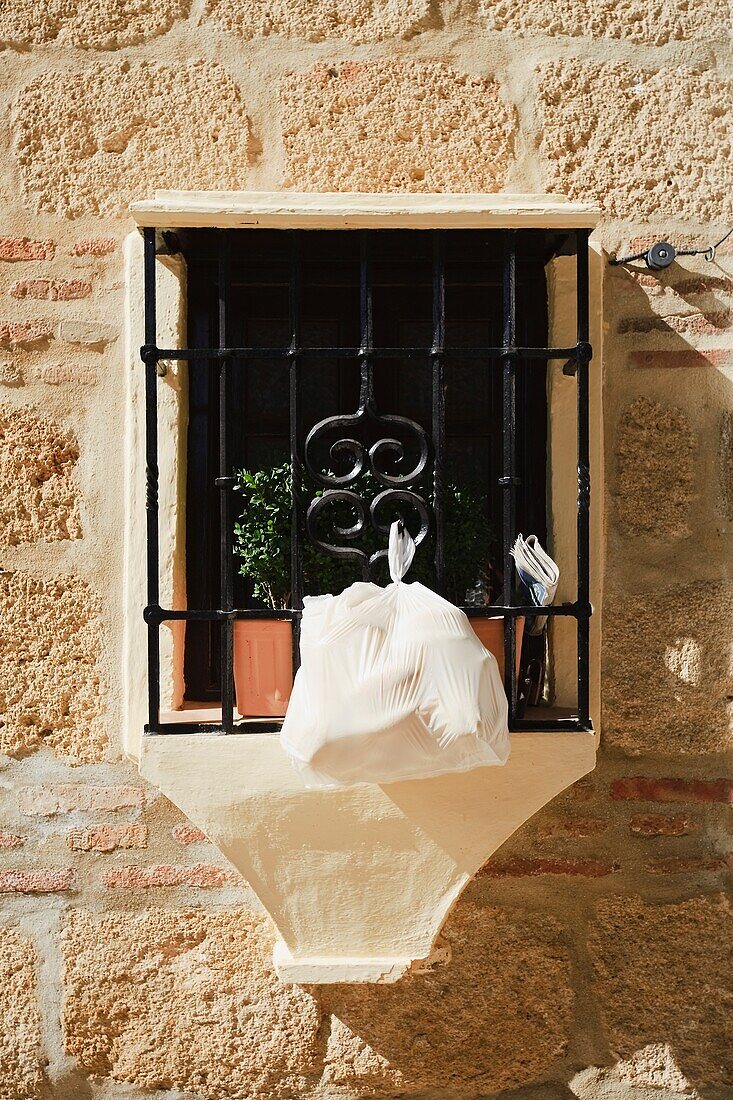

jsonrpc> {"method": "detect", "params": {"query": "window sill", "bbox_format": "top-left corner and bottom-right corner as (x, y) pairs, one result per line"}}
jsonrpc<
(140, 728), (596, 983)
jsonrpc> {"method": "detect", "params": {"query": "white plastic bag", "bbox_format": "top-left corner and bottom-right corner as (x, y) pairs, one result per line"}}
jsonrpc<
(280, 522), (510, 788)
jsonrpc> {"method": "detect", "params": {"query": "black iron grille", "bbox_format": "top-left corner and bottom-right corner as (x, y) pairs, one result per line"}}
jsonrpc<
(141, 226), (592, 735)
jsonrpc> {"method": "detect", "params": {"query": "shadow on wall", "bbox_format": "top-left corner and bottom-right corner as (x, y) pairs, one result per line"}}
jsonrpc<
(602, 257), (733, 760)
(316, 893), (731, 1098)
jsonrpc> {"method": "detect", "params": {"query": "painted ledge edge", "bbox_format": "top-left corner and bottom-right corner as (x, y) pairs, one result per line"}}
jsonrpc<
(273, 940), (413, 984)
(130, 191), (601, 230)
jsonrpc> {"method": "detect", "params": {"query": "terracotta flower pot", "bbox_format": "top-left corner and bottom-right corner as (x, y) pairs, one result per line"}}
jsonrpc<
(233, 619), (293, 718)
(471, 616), (525, 681)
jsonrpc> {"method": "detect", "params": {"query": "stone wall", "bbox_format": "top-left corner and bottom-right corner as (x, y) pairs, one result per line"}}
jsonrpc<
(0, 2), (731, 1098)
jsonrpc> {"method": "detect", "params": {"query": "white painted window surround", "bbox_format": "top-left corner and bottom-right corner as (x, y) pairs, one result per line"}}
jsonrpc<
(123, 191), (603, 759)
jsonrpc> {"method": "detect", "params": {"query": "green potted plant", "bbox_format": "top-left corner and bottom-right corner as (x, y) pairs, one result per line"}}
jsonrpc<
(232, 464), (520, 716)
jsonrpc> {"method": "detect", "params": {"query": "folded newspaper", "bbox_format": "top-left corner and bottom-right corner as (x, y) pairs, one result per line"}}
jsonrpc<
(511, 534), (559, 635)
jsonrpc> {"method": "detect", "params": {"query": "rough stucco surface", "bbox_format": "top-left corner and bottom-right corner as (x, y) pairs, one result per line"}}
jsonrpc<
(14, 61), (255, 216)
(537, 62), (733, 219)
(321, 904), (574, 1093)
(0, 403), (81, 546)
(0, 0), (188, 48)
(204, 0), (430, 42)
(614, 397), (694, 538)
(478, 0), (731, 43)
(62, 908), (322, 1097)
(0, 572), (107, 763)
(590, 895), (733, 1090)
(0, 925), (44, 1100)
(281, 61), (515, 192)
(603, 582), (733, 755)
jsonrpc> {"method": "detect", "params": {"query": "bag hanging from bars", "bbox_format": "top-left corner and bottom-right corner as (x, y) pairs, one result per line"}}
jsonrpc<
(280, 521), (510, 788)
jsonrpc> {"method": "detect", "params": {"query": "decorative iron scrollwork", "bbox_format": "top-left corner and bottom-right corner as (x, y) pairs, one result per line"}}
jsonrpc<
(304, 397), (431, 578)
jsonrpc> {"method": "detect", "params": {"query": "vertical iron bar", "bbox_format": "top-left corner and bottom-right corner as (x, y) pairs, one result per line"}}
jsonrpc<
(289, 231), (303, 672)
(501, 230), (518, 719)
(432, 231), (446, 595)
(218, 230), (235, 732)
(143, 228), (160, 730)
(576, 229), (591, 726)
(359, 231), (373, 581)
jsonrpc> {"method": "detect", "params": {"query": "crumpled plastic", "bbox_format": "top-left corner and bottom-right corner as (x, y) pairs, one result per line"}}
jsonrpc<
(280, 521), (510, 788)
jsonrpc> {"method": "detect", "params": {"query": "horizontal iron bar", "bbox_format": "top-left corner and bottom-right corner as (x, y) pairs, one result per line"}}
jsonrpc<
(464, 602), (591, 618)
(153, 345), (582, 362)
(147, 718), (592, 735)
(145, 602), (590, 625)
(144, 606), (303, 624)
(509, 719), (594, 733)
(145, 721), (283, 735)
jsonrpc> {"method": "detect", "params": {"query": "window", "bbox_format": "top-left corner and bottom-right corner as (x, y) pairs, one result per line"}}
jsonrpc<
(140, 221), (592, 735)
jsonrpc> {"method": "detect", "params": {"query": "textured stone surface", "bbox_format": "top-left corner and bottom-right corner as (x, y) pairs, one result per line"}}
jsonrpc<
(479, 0), (731, 43)
(36, 363), (97, 385)
(613, 397), (693, 538)
(0, 869), (74, 893)
(67, 824), (148, 852)
(0, 322), (53, 348)
(0, 831), (25, 848)
(205, 0), (429, 41)
(629, 348), (732, 369)
(537, 62), (732, 219)
(0, 237), (54, 262)
(10, 279), (91, 301)
(0, 0), (188, 48)
(101, 863), (237, 888)
(18, 784), (145, 816)
(0, 403), (80, 545)
(590, 895), (732, 1090)
(612, 777), (732, 803)
(0, 362), (23, 385)
(630, 813), (699, 836)
(0, 926), (44, 1099)
(0, 573), (107, 763)
(172, 822), (208, 845)
(604, 583), (733, 755)
(15, 62), (255, 217)
(281, 60), (515, 192)
(481, 856), (612, 877)
(322, 903), (573, 1093)
(62, 908), (321, 1095)
(70, 237), (116, 257)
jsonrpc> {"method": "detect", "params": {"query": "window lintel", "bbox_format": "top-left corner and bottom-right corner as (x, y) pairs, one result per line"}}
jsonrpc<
(130, 191), (601, 231)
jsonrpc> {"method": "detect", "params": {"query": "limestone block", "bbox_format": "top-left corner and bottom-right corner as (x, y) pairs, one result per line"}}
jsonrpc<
(0, 925), (44, 1100)
(281, 61), (515, 192)
(0, 403), (80, 546)
(321, 903), (573, 1093)
(15, 62), (255, 217)
(0, 572), (107, 763)
(589, 895), (732, 1090)
(62, 908), (321, 1096)
(536, 62), (732, 220)
(204, 0), (429, 41)
(603, 582), (733, 755)
(0, 0), (188, 48)
(479, 0), (731, 43)
(613, 397), (693, 538)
